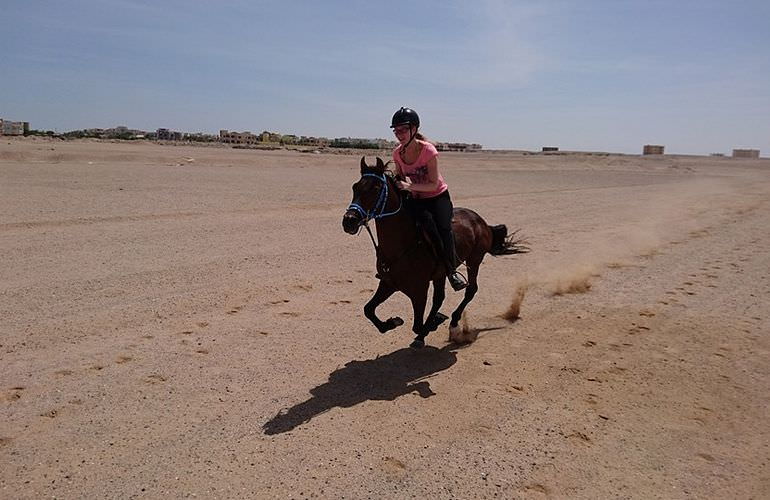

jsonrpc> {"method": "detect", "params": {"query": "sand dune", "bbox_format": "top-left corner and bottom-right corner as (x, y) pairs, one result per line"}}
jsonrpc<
(1, 138), (768, 498)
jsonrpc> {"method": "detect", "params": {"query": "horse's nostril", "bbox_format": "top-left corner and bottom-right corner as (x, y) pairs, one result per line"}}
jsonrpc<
(342, 213), (361, 233)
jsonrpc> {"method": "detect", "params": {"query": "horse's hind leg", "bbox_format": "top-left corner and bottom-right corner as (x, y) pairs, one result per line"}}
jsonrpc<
(450, 261), (481, 328)
(364, 281), (403, 333)
(425, 278), (448, 332)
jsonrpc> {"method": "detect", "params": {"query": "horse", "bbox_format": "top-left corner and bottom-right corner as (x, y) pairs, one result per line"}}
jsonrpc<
(342, 157), (527, 348)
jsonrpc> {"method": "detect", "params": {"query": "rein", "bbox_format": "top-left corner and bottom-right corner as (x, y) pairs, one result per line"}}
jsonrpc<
(347, 172), (406, 267)
(346, 172), (402, 223)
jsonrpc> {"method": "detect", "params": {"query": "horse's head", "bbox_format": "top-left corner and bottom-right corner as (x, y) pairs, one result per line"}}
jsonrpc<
(342, 156), (394, 234)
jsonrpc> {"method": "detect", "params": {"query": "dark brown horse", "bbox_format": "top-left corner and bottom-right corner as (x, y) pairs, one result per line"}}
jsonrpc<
(342, 157), (526, 348)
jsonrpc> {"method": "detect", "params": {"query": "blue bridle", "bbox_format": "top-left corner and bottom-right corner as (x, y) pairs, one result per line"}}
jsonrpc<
(347, 172), (402, 223)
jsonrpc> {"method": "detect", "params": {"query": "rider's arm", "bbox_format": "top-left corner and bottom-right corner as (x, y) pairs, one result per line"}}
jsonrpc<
(394, 162), (404, 180)
(403, 156), (440, 193)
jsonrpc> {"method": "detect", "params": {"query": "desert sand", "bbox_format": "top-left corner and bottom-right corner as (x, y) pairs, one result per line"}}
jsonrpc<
(1, 138), (768, 499)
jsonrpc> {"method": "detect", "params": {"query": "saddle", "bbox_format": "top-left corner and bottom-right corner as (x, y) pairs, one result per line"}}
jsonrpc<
(375, 188), (457, 280)
(374, 217), (449, 280)
(415, 220), (441, 261)
(409, 219), (467, 290)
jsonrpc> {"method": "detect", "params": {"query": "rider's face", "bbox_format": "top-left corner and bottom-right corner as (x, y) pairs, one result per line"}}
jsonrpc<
(393, 125), (413, 144)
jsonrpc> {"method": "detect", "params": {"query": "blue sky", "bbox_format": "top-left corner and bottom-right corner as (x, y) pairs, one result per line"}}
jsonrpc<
(2, 0), (769, 154)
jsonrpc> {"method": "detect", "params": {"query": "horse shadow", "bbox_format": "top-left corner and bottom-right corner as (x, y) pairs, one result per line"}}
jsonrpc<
(262, 344), (458, 435)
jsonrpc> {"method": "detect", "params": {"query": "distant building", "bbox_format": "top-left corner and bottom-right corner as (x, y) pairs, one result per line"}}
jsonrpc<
(220, 130), (259, 145)
(102, 126), (146, 139)
(541, 146), (559, 152)
(732, 149), (760, 159)
(297, 136), (330, 147)
(330, 137), (395, 149)
(157, 128), (183, 141)
(260, 131), (282, 143)
(183, 132), (218, 142)
(374, 138), (398, 149)
(436, 142), (483, 152)
(0, 118), (29, 136)
(643, 145), (665, 155)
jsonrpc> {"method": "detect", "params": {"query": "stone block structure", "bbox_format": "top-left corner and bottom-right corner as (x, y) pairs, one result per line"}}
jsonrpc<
(643, 145), (665, 155)
(732, 149), (760, 159)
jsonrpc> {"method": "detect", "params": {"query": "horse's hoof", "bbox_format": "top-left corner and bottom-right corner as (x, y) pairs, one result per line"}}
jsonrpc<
(448, 324), (462, 343)
(426, 312), (448, 332)
(378, 317), (404, 334)
(409, 338), (425, 349)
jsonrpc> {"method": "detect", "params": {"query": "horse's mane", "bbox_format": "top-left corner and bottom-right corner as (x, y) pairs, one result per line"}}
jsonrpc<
(362, 160), (398, 182)
(382, 159), (399, 182)
(362, 166), (407, 207)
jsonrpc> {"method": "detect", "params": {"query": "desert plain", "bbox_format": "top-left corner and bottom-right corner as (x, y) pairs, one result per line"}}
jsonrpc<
(1, 139), (768, 499)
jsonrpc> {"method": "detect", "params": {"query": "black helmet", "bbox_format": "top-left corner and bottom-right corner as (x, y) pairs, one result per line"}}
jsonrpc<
(390, 107), (420, 129)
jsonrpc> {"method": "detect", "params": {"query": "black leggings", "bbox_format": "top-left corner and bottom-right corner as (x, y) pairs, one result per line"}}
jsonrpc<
(407, 191), (459, 270)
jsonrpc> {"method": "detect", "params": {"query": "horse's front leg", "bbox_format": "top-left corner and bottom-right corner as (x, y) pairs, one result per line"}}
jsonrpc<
(364, 281), (403, 333)
(408, 283), (430, 348)
(424, 277), (448, 333)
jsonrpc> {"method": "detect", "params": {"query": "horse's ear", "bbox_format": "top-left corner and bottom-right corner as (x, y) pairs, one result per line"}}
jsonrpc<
(360, 156), (368, 174)
(375, 157), (386, 173)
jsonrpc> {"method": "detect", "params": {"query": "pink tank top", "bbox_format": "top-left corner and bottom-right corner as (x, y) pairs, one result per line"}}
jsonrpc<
(392, 141), (448, 199)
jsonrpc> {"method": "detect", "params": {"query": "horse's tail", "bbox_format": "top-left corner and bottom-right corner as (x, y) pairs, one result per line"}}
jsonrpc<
(488, 224), (529, 255)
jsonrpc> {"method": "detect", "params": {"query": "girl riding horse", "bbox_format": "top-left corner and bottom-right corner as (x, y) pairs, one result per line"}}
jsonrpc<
(343, 150), (527, 348)
(389, 107), (468, 292)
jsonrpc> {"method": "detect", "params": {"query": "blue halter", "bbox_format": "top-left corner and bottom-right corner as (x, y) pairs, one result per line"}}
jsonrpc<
(347, 172), (402, 222)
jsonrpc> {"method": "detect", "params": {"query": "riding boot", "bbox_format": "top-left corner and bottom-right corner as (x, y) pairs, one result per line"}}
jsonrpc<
(438, 226), (467, 292)
(446, 262), (468, 291)
(416, 210), (467, 291)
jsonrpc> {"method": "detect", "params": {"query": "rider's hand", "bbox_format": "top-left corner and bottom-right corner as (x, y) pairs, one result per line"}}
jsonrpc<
(396, 179), (412, 192)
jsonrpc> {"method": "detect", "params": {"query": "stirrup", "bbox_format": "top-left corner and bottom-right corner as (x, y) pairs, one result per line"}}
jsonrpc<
(448, 271), (468, 291)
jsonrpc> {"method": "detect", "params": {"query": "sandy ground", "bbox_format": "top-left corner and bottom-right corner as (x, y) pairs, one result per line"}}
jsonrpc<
(1, 138), (768, 499)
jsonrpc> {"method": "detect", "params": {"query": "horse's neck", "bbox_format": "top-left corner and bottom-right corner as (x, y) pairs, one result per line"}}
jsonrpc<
(375, 212), (416, 255)
(374, 197), (416, 258)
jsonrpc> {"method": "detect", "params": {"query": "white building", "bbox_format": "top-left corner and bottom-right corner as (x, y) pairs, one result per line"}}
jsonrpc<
(0, 118), (29, 136)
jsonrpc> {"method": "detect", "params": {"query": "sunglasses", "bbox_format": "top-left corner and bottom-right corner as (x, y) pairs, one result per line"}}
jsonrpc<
(393, 125), (411, 136)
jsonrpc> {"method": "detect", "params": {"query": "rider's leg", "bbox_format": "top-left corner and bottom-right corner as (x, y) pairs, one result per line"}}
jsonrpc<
(416, 209), (441, 249)
(429, 192), (467, 291)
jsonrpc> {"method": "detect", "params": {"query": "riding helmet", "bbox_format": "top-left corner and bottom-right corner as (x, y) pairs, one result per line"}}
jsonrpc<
(390, 107), (420, 129)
